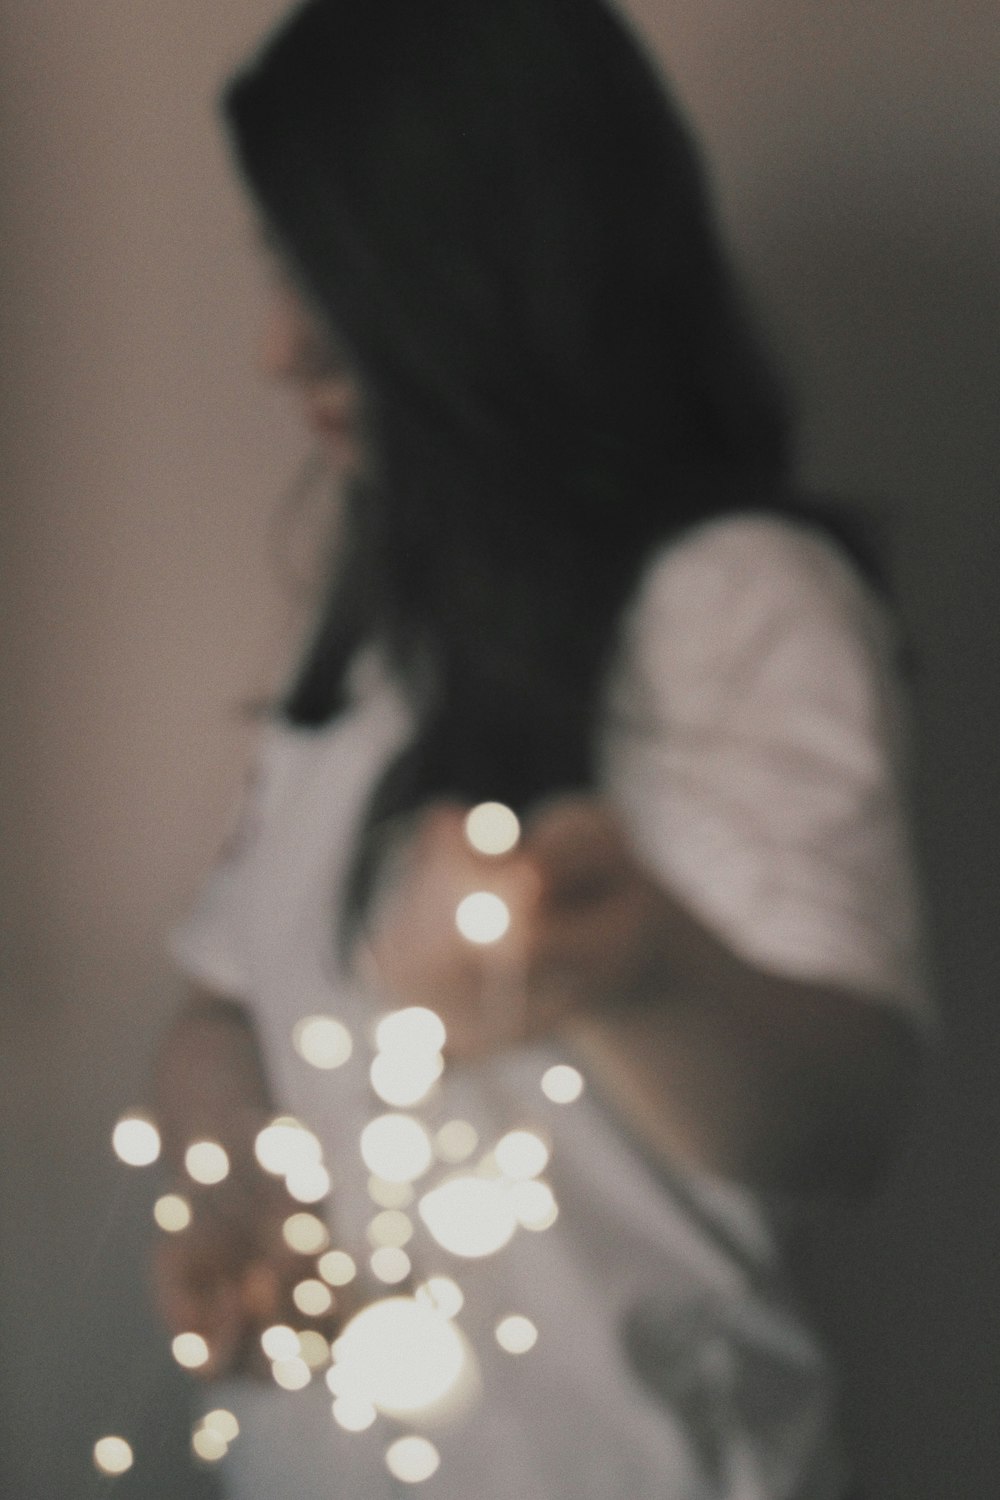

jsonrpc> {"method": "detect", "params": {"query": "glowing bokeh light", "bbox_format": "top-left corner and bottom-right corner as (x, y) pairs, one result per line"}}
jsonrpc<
(93, 1437), (133, 1476)
(494, 1130), (550, 1180)
(375, 1006), (446, 1055)
(434, 1120), (479, 1164)
(511, 1179), (559, 1231)
(455, 891), (510, 945)
(260, 1325), (301, 1362)
(332, 1394), (378, 1432)
(368, 1174), (415, 1208)
(371, 1246), (412, 1284)
(495, 1315), (539, 1354)
(415, 1276), (464, 1320)
(419, 1176), (517, 1258)
(367, 1210), (414, 1249)
(360, 1115), (433, 1184)
(385, 1435), (441, 1485)
(299, 1330), (333, 1369)
(203, 1409), (239, 1443)
(293, 1279), (334, 1318)
(272, 1357), (311, 1391)
(318, 1250), (357, 1287)
(285, 1161), (331, 1204)
(541, 1063), (585, 1104)
(184, 1140), (230, 1186)
(283, 1212), (330, 1254)
(172, 1333), (210, 1370)
(192, 1425), (228, 1463)
(464, 802), (521, 857)
(112, 1115), (160, 1167)
(370, 1049), (444, 1108)
(153, 1193), (191, 1233)
(334, 1298), (470, 1418)
(293, 1015), (353, 1070)
(254, 1117), (323, 1177)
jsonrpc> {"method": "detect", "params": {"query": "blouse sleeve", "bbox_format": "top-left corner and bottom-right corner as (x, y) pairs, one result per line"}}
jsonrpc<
(603, 514), (932, 1026)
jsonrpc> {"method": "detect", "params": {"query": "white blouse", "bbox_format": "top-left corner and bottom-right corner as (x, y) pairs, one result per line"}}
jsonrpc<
(171, 513), (928, 1500)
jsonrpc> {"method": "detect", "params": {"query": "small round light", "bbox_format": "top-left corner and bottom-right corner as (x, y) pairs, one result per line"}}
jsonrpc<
(370, 1049), (443, 1108)
(93, 1436), (133, 1476)
(495, 1315), (538, 1354)
(202, 1409), (239, 1443)
(386, 1435), (441, 1485)
(299, 1329), (332, 1369)
(418, 1176), (517, 1258)
(285, 1161), (331, 1204)
(112, 1115), (160, 1167)
(370, 1246), (411, 1284)
(293, 1015), (353, 1070)
(272, 1357), (311, 1391)
(375, 1007), (446, 1055)
(336, 1298), (469, 1418)
(332, 1394), (378, 1432)
(367, 1210), (414, 1249)
(415, 1277), (464, 1320)
(368, 1175), (415, 1208)
(184, 1140), (230, 1186)
(293, 1279), (334, 1317)
(360, 1115), (433, 1184)
(434, 1120), (479, 1164)
(192, 1425), (228, 1463)
(494, 1130), (549, 1180)
(318, 1250), (357, 1287)
(465, 802), (521, 856)
(510, 1179), (558, 1231)
(153, 1193), (191, 1233)
(260, 1324), (300, 1362)
(283, 1212), (330, 1254)
(541, 1064), (585, 1104)
(254, 1117), (323, 1176)
(172, 1332), (210, 1370)
(455, 892), (510, 945)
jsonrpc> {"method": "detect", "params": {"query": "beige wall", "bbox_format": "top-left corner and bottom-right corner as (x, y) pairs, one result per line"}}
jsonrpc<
(2, 3), (997, 1495)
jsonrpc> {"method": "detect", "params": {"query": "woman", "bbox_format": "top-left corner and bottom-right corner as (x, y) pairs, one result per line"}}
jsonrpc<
(156, 1), (928, 1495)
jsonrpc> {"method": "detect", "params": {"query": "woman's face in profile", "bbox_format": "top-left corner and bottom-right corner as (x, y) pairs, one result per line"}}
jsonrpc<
(259, 274), (365, 478)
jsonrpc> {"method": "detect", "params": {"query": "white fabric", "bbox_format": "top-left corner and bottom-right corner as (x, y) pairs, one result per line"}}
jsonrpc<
(170, 514), (928, 1500)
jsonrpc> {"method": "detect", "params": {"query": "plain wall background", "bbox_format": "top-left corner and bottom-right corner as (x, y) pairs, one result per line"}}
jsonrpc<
(1, 2), (996, 1495)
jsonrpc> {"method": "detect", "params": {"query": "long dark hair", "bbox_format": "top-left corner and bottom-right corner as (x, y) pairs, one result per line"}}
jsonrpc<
(224, 0), (868, 941)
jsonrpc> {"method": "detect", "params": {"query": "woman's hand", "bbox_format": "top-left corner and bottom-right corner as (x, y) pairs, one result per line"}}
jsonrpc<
(360, 796), (672, 1059)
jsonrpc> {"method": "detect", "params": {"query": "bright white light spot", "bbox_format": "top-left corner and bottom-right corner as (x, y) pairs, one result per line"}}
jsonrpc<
(419, 1176), (517, 1258)
(368, 1174), (415, 1208)
(495, 1130), (550, 1180)
(184, 1140), (230, 1186)
(371, 1246), (411, 1284)
(541, 1063), (585, 1104)
(272, 1357), (311, 1391)
(386, 1435), (441, 1485)
(335, 1298), (470, 1419)
(332, 1394), (378, 1432)
(93, 1437), (133, 1476)
(254, 1117), (323, 1177)
(367, 1210), (414, 1249)
(434, 1120), (479, 1164)
(293, 1015), (353, 1070)
(318, 1250), (357, 1287)
(495, 1315), (538, 1354)
(465, 801), (521, 856)
(360, 1115), (433, 1184)
(455, 891), (510, 945)
(285, 1161), (331, 1204)
(293, 1279), (334, 1318)
(299, 1330), (332, 1369)
(261, 1324), (301, 1361)
(172, 1332), (210, 1370)
(510, 1179), (558, 1231)
(415, 1277), (464, 1320)
(192, 1425), (228, 1463)
(282, 1212), (330, 1254)
(370, 1049), (444, 1108)
(203, 1409), (239, 1443)
(375, 1006), (446, 1055)
(153, 1193), (191, 1233)
(112, 1115), (160, 1167)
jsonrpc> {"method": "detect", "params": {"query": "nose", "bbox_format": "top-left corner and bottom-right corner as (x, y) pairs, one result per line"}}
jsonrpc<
(258, 284), (322, 381)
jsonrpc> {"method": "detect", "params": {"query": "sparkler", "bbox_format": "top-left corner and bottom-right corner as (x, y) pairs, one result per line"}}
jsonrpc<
(106, 803), (586, 1485)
